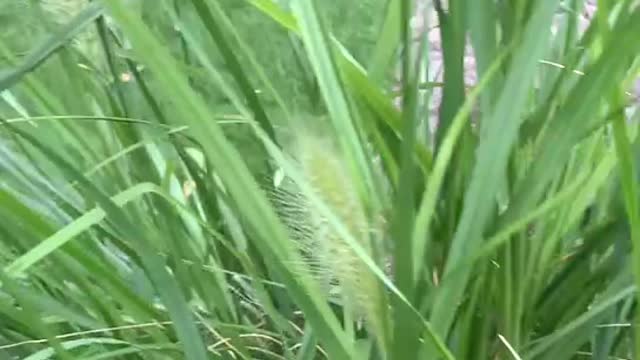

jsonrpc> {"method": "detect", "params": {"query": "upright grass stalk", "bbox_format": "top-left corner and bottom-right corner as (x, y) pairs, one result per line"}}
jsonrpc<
(2, 0), (640, 359)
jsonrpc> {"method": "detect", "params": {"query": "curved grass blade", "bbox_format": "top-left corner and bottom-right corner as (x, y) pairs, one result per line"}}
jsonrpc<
(99, 2), (357, 357)
(189, 0), (276, 142)
(610, 90), (640, 356)
(0, 2), (103, 91)
(428, 0), (561, 340)
(412, 48), (508, 279)
(22, 338), (130, 360)
(290, 0), (376, 202)
(4, 123), (210, 360)
(525, 285), (636, 358)
(4, 183), (157, 277)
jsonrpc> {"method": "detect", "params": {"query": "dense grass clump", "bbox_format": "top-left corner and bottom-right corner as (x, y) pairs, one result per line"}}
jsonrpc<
(2, 0), (640, 359)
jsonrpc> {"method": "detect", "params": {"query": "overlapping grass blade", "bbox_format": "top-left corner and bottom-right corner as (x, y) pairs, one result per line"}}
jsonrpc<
(0, 2), (103, 91)
(100, 0), (356, 357)
(429, 0), (562, 341)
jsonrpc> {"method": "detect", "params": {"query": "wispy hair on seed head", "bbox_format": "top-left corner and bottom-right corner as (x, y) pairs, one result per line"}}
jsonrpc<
(269, 122), (390, 351)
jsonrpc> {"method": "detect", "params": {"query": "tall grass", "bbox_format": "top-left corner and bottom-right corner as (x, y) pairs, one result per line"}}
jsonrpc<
(1, 0), (640, 359)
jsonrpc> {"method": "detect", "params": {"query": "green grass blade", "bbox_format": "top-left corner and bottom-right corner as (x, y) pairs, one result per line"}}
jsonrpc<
(429, 0), (561, 340)
(0, 2), (103, 91)
(290, 0), (375, 199)
(100, 1), (356, 357)
(610, 91), (640, 357)
(4, 183), (156, 277)
(412, 48), (506, 278)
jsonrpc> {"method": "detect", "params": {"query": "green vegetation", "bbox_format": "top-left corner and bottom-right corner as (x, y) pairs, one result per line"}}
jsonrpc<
(1, 0), (640, 359)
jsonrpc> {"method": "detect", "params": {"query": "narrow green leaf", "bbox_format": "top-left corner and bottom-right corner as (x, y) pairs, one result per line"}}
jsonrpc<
(429, 0), (561, 340)
(610, 91), (640, 356)
(0, 3), (103, 91)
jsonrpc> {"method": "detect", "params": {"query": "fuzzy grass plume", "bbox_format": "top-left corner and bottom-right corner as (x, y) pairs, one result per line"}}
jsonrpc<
(272, 127), (391, 351)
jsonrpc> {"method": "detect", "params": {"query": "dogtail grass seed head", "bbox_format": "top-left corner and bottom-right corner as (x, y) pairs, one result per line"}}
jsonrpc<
(273, 129), (390, 349)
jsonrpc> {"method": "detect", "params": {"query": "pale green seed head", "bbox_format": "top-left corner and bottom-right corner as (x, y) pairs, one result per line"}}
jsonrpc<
(273, 127), (390, 350)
